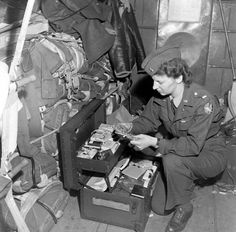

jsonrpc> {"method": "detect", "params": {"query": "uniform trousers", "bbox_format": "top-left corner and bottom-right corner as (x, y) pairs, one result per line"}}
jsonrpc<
(151, 146), (227, 215)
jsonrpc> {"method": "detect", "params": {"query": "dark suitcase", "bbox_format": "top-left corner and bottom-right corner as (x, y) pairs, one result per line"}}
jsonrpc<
(59, 99), (107, 191)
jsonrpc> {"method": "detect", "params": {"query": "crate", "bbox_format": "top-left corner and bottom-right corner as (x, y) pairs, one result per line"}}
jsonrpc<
(79, 164), (159, 232)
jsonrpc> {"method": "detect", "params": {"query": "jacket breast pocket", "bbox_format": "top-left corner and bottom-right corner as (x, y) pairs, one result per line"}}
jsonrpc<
(177, 119), (192, 136)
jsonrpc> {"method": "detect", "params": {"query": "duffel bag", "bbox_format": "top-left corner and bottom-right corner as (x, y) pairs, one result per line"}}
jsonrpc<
(1, 180), (69, 232)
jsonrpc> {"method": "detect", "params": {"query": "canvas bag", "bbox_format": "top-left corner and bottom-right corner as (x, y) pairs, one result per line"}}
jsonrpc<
(1, 180), (69, 232)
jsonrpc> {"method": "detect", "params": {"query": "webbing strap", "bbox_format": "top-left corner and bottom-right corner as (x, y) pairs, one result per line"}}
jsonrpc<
(20, 180), (60, 219)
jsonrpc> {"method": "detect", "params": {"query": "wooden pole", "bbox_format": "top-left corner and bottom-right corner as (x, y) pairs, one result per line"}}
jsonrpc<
(1, 0), (36, 173)
(9, 0), (36, 80)
(1, 0), (36, 232)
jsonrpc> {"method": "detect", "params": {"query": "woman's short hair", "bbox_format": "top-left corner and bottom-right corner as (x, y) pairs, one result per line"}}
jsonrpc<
(156, 58), (192, 85)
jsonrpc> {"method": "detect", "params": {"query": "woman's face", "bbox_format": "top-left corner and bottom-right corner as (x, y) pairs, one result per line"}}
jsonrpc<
(152, 74), (178, 96)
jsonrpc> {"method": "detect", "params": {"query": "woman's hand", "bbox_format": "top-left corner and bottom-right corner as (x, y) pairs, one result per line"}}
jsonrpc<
(130, 134), (158, 151)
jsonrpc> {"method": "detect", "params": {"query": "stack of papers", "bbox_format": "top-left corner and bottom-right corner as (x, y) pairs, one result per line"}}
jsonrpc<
(122, 165), (148, 180)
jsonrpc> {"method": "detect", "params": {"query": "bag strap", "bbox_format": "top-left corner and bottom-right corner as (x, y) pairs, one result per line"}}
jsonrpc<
(17, 99), (40, 157)
(20, 188), (42, 218)
(36, 199), (57, 224)
(20, 180), (61, 219)
(17, 100), (40, 188)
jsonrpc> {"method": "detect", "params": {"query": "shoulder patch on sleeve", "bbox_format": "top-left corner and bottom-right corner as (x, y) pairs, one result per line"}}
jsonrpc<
(204, 102), (213, 114)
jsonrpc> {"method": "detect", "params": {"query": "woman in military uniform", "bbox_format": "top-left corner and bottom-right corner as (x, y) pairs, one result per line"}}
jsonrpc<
(116, 47), (227, 232)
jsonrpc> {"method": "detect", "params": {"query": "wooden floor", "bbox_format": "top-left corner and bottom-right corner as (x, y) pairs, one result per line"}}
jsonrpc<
(50, 185), (236, 232)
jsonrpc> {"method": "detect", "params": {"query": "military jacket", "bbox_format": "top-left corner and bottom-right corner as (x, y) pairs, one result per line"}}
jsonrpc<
(131, 83), (225, 156)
